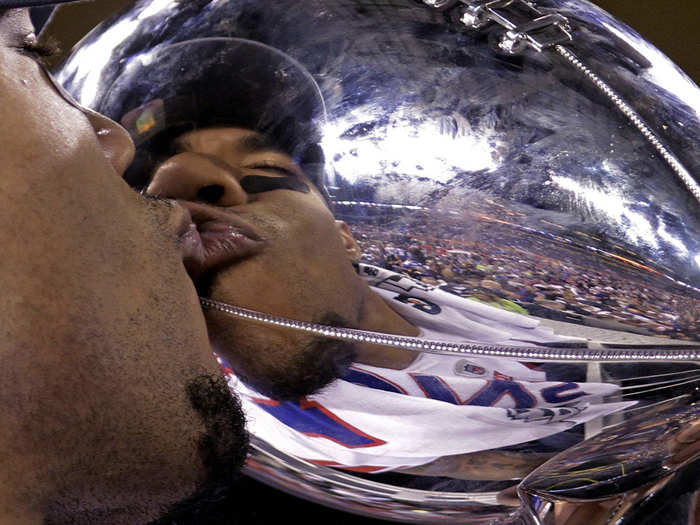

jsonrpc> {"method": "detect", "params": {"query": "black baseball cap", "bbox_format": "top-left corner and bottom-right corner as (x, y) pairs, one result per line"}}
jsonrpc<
(93, 37), (327, 191)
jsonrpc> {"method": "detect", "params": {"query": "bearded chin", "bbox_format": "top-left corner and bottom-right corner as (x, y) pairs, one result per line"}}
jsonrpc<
(149, 374), (250, 524)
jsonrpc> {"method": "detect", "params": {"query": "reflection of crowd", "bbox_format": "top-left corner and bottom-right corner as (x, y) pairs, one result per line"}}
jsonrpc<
(350, 221), (700, 341)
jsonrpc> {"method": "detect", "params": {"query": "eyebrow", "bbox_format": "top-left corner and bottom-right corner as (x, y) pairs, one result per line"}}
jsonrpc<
(237, 133), (288, 156)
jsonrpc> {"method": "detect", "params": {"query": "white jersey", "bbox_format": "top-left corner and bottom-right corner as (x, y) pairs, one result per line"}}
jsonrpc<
(222, 264), (634, 472)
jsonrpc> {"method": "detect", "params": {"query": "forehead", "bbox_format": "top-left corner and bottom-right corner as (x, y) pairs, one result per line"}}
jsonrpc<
(175, 127), (284, 156)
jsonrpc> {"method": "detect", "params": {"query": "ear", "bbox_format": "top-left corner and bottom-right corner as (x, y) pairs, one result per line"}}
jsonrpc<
(335, 220), (362, 262)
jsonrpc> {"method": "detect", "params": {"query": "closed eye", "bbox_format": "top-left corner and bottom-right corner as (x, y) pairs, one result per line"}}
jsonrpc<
(244, 164), (299, 178)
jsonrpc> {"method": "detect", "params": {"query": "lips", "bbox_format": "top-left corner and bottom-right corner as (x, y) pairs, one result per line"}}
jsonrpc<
(175, 203), (264, 281)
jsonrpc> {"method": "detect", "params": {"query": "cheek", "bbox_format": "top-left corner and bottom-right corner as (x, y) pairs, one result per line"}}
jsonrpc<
(1, 58), (88, 153)
(279, 200), (341, 248)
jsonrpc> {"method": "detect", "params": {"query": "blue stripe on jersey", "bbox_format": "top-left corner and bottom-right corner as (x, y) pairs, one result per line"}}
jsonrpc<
(254, 400), (385, 448)
(343, 368), (404, 394)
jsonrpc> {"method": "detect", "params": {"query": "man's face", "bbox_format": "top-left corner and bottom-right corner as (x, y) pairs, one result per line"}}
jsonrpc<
(0, 10), (246, 522)
(146, 127), (364, 399)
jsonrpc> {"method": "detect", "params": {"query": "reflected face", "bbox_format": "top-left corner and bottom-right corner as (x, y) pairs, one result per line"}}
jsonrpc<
(147, 127), (363, 399)
(0, 9), (246, 523)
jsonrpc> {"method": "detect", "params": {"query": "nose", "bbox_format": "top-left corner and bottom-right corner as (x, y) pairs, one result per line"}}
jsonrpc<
(84, 109), (135, 177)
(146, 152), (248, 206)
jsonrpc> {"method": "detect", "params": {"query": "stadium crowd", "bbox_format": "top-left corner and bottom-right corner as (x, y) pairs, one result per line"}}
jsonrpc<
(348, 218), (699, 341)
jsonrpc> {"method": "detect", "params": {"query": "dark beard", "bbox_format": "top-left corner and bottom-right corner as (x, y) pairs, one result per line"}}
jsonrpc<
(235, 332), (357, 401)
(149, 375), (249, 524)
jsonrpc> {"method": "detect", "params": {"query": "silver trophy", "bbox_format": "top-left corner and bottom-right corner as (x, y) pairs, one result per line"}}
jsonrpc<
(58, 0), (699, 522)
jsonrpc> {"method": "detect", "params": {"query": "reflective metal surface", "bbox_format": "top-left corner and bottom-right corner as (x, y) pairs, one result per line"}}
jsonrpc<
(58, 0), (699, 522)
(244, 435), (531, 524)
(521, 397), (700, 500)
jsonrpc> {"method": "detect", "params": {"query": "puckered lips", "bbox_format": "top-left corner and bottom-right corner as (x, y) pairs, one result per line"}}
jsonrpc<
(175, 202), (265, 282)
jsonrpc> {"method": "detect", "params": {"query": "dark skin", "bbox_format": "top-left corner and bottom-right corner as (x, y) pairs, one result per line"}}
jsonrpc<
(0, 9), (247, 523)
(146, 126), (419, 400)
